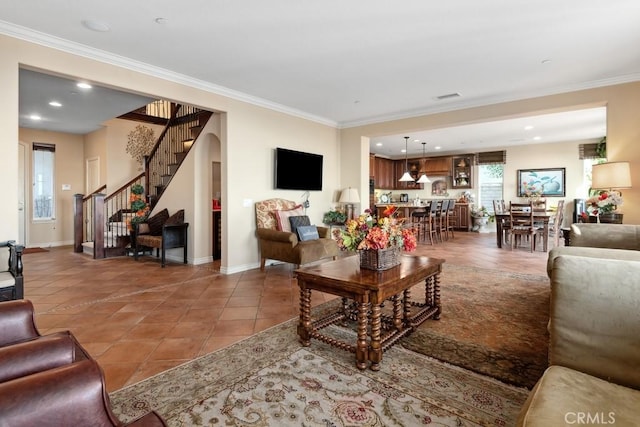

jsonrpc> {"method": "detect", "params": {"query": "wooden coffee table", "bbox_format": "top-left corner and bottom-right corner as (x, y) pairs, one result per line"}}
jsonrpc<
(296, 255), (444, 371)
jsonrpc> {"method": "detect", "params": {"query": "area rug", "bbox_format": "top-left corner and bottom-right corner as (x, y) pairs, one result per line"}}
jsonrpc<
(111, 318), (528, 426)
(402, 264), (550, 389)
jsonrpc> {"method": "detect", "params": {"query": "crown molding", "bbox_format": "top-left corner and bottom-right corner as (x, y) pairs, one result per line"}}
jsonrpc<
(0, 21), (338, 128)
(338, 73), (640, 129)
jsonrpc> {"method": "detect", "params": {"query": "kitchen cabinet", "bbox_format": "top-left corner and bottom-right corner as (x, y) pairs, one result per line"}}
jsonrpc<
(374, 157), (396, 189)
(452, 203), (471, 231)
(395, 159), (424, 189)
(452, 156), (472, 189)
(422, 156), (452, 176)
(213, 210), (221, 260)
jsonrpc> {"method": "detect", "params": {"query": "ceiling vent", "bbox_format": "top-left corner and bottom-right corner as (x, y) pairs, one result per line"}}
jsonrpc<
(435, 92), (461, 100)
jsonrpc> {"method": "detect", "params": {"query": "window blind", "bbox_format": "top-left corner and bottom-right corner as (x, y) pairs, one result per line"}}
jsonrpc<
(476, 150), (506, 165)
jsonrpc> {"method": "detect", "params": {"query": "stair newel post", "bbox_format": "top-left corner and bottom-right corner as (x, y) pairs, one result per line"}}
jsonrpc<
(73, 193), (84, 253)
(93, 193), (106, 259)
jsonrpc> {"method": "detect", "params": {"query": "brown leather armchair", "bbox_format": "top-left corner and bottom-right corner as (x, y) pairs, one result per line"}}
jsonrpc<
(0, 358), (167, 426)
(255, 198), (338, 271)
(0, 299), (41, 346)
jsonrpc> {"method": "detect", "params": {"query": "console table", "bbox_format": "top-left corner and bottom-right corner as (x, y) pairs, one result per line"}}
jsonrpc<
(296, 255), (444, 371)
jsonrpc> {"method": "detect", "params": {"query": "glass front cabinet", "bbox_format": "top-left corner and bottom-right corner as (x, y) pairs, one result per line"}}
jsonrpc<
(452, 156), (472, 189)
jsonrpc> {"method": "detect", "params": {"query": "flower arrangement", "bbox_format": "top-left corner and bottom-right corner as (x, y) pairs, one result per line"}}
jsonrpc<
(334, 207), (417, 252)
(471, 205), (490, 218)
(128, 184), (150, 230)
(586, 190), (623, 216)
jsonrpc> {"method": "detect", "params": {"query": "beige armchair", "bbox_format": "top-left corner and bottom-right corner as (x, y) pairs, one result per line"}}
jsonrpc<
(255, 198), (338, 271)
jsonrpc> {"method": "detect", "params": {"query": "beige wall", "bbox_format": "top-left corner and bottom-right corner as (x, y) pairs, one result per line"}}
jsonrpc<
(18, 128), (84, 246)
(341, 84), (640, 224)
(1, 34), (340, 273)
(84, 127), (107, 191)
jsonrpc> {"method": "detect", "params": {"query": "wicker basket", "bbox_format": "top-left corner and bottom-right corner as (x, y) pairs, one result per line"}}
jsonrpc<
(359, 246), (401, 271)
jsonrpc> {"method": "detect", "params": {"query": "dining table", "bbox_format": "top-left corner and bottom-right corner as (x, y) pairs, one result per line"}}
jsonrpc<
(494, 211), (553, 252)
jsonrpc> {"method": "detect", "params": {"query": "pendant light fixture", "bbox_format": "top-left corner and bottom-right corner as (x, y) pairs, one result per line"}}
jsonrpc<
(398, 136), (414, 182)
(416, 142), (431, 184)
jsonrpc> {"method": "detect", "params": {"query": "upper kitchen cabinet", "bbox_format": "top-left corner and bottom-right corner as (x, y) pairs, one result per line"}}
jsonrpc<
(452, 156), (472, 189)
(421, 156), (452, 176)
(374, 156), (396, 189)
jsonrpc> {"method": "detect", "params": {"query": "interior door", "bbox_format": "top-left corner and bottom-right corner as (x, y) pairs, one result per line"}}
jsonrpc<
(18, 143), (26, 245)
(86, 157), (100, 194)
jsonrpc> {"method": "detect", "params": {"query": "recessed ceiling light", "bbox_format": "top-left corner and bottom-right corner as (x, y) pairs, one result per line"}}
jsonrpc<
(401, 149), (407, 153)
(30, 114), (41, 121)
(413, 139), (420, 143)
(524, 125), (534, 130)
(77, 82), (92, 89)
(533, 136), (542, 140)
(49, 101), (62, 107)
(434, 146), (441, 150)
(81, 20), (111, 32)
(376, 142), (382, 146)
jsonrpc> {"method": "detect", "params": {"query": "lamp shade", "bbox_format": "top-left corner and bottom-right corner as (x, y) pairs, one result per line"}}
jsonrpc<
(339, 187), (360, 204)
(399, 172), (414, 182)
(591, 161), (632, 189)
(416, 173), (431, 184)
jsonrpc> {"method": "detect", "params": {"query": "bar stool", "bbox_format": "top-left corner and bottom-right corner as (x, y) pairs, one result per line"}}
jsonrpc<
(436, 199), (449, 242)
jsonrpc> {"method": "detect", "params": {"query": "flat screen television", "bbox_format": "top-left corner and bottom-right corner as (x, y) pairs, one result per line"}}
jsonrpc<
(274, 147), (323, 191)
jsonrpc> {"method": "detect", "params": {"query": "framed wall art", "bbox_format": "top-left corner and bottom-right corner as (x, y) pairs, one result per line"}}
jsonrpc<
(517, 168), (566, 197)
(431, 177), (449, 196)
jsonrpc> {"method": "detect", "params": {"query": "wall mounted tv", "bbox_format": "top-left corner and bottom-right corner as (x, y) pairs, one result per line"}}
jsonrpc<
(274, 147), (323, 191)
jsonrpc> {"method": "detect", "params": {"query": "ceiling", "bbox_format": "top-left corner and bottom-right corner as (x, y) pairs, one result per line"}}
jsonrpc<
(4, 1), (638, 151)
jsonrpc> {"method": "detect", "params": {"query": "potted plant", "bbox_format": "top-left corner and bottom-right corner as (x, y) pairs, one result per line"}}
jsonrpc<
(323, 210), (347, 225)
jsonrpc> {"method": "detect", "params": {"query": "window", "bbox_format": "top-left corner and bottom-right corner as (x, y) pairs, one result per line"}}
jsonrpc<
(478, 164), (504, 214)
(32, 143), (55, 220)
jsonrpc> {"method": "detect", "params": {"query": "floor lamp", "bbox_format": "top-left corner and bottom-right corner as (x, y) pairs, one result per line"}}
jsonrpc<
(339, 188), (360, 220)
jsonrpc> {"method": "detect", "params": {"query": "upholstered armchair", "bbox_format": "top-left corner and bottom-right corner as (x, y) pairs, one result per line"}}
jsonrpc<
(0, 240), (24, 301)
(255, 198), (339, 271)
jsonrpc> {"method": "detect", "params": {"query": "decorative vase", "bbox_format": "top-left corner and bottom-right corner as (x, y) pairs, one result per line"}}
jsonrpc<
(589, 213), (623, 224)
(359, 247), (401, 271)
(472, 216), (490, 233)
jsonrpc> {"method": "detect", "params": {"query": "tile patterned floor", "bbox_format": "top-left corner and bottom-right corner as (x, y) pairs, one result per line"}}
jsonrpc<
(22, 230), (550, 392)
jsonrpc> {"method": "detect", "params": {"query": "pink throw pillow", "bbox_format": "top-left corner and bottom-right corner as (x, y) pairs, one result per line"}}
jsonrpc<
(274, 205), (304, 232)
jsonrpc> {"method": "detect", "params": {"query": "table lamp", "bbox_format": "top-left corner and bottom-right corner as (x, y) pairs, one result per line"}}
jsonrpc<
(339, 187), (360, 220)
(591, 161), (632, 191)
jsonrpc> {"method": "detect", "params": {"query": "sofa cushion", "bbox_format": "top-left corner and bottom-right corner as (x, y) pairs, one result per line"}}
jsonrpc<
(297, 225), (319, 241)
(517, 365), (640, 426)
(274, 205), (304, 232)
(165, 209), (184, 225)
(147, 209), (169, 236)
(546, 246), (640, 277)
(550, 255), (640, 389)
(569, 223), (640, 250)
(255, 198), (297, 229)
(288, 215), (310, 235)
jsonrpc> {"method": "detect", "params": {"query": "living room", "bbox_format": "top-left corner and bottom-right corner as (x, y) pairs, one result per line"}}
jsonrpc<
(2, 3), (640, 424)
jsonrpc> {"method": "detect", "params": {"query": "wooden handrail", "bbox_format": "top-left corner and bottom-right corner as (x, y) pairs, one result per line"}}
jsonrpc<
(82, 184), (107, 202)
(104, 173), (145, 202)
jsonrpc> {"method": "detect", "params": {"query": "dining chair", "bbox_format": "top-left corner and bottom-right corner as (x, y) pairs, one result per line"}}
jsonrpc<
(548, 200), (565, 247)
(436, 199), (450, 242)
(507, 201), (543, 252)
(492, 199), (507, 214)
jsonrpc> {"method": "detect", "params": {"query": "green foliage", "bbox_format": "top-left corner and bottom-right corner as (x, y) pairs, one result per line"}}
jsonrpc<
(595, 136), (607, 159)
(131, 184), (144, 195)
(323, 210), (347, 225)
(484, 164), (503, 179)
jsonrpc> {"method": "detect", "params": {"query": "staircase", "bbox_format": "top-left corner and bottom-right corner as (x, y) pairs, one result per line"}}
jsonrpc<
(74, 101), (213, 258)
